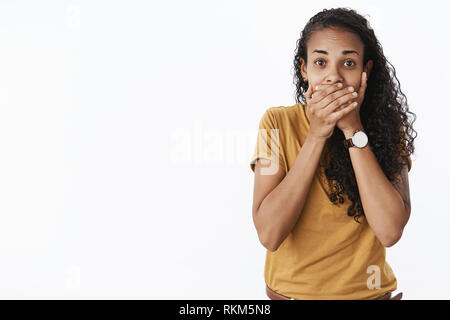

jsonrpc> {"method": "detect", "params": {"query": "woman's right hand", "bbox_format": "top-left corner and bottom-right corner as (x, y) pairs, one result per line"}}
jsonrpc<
(304, 82), (359, 140)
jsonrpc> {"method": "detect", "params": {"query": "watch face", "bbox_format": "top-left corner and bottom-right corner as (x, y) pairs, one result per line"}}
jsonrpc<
(352, 131), (368, 148)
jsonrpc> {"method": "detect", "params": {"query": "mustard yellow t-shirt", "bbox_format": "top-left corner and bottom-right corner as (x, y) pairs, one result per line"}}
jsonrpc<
(250, 102), (412, 300)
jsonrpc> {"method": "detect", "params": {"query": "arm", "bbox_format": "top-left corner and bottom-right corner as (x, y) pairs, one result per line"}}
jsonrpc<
(252, 134), (327, 252)
(342, 126), (411, 247)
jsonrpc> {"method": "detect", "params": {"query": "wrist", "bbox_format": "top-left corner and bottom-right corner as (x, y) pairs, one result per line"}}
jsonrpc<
(306, 134), (328, 145)
(342, 125), (364, 139)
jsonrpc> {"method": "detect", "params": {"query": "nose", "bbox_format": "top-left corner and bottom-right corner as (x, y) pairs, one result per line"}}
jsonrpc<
(325, 78), (344, 86)
(324, 69), (344, 85)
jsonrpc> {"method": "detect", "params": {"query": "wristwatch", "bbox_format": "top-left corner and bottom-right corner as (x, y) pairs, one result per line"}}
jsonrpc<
(344, 130), (368, 149)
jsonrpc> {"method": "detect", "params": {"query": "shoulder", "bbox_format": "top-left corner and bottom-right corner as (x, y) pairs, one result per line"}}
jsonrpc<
(268, 103), (304, 116)
(262, 103), (305, 125)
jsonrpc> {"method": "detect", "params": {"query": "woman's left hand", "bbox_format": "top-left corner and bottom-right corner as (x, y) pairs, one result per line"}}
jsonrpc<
(335, 71), (368, 132)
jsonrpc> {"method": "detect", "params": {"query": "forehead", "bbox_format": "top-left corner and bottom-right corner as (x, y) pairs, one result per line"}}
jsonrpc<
(307, 27), (363, 54)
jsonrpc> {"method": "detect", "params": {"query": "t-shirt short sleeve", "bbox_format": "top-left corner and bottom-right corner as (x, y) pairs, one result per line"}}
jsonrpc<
(249, 108), (287, 174)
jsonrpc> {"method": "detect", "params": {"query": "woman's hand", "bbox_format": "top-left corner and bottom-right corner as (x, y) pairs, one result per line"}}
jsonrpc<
(335, 72), (368, 132)
(304, 81), (359, 141)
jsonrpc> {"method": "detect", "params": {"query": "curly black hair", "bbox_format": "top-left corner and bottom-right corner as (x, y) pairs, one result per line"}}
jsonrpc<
(292, 7), (417, 223)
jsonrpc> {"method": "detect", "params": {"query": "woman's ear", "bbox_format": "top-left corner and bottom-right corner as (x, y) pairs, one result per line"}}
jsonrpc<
(300, 58), (308, 81)
(365, 60), (374, 79)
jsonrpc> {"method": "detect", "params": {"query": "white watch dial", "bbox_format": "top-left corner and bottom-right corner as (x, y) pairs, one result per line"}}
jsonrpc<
(352, 131), (368, 148)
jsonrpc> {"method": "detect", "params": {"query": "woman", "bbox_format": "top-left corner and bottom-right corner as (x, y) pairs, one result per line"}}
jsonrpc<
(249, 8), (416, 300)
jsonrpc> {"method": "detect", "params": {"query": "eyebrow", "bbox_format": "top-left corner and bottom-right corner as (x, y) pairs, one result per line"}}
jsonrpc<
(312, 49), (359, 56)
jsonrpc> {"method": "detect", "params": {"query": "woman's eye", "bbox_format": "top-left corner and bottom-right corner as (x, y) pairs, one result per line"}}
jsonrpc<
(344, 60), (355, 67)
(314, 60), (356, 67)
(315, 59), (325, 66)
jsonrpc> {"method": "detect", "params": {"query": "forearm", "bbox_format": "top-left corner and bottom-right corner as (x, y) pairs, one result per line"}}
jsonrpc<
(343, 127), (407, 247)
(257, 134), (326, 251)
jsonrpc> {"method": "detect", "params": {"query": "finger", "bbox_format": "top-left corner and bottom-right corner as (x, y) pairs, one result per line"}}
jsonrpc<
(319, 84), (355, 112)
(324, 90), (358, 114)
(306, 83), (313, 100)
(359, 71), (367, 96)
(337, 99), (356, 111)
(330, 101), (358, 121)
(313, 83), (343, 104)
(304, 83), (312, 103)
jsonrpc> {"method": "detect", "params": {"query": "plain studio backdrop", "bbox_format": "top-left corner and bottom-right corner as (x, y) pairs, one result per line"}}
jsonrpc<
(0, 0), (447, 299)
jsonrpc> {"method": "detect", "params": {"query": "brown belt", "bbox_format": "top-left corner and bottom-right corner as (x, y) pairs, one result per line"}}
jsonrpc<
(266, 284), (403, 300)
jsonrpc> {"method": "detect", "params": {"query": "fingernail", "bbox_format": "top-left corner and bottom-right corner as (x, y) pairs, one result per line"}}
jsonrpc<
(337, 83), (343, 88)
(348, 86), (354, 92)
(315, 86), (319, 90)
